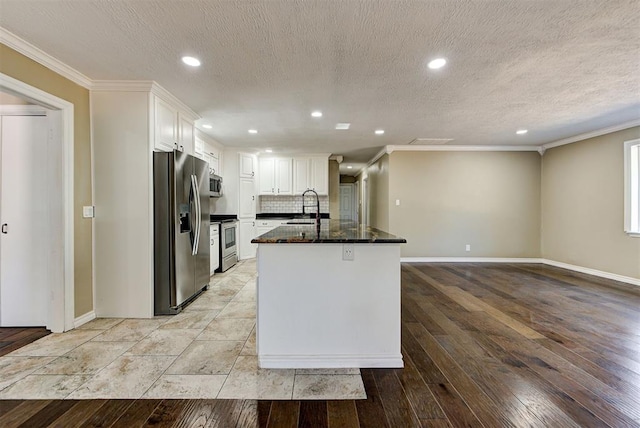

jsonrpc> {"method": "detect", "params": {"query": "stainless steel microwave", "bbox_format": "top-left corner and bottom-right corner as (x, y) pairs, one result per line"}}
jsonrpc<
(209, 174), (223, 197)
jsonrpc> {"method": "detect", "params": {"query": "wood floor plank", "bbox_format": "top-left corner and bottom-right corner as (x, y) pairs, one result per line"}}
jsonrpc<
(257, 401), (272, 428)
(143, 399), (188, 427)
(0, 400), (51, 428)
(18, 400), (78, 428)
(47, 399), (108, 428)
(82, 399), (134, 427)
(327, 400), (359, 428)
(109, 399), (161, 428)
(395, 347), (447, 420)
(355, 369), (390, 428)
(203, 399), (243, 427)
(298, 401), (328, 428)
(373, 369), (421, 427)
(0, 400), (22, 416)
(427, 382), (483, 428)
(266, 401), (299, 428)
(173, 399), (216, 428)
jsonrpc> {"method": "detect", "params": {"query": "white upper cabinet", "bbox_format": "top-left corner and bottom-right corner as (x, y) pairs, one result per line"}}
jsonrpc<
(154, 96), (178, 152)
(259, 158), (276, 194)
(275, 157), (292, 195)
(310, 156), (329, 195)
(239, 153), (256, 178)
(259, 157), (292, 195)
(194, 137), (205, 159)
(153, 95), (196, 154)
(293, 157), (310, 194)
(178, 114), (194, 155)
(292, 155), (329, 195)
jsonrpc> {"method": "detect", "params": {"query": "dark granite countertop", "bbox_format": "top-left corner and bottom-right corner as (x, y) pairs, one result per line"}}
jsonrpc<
(256, 213), (330, 220)
(210, 214), (238, 222)
(251, 220), (406, 244)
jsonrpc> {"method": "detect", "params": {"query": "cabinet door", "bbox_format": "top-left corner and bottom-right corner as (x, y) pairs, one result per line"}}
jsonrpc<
(293, 157), (310, 194)
(239, 219), (257, 260)
(209, 156), (220, 176)
(239, 153), (255, 178)
(178, 114), (194, 155)
(258, 157), (276, 195)
(194, 137), (205, 159)
(239, 177), (256, 218)
(154, 97), (178, 152)
(275, 157), (292, 195)
(310, 157), (329, 195)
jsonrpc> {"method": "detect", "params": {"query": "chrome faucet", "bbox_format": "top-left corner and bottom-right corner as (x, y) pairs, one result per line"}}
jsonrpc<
(302, 189), (320, 227)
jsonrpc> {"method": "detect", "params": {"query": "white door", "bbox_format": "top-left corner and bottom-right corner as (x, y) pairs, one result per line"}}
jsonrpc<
(258, 157), (275, 195)
(340, 184), (355, 221)
(1, 115), (49, 326)
(239, 219), (257, 259)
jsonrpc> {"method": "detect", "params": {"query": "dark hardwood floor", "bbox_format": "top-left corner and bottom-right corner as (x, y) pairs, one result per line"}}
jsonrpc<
(0, 326), (50, 357)
(1, 263), (639, 427)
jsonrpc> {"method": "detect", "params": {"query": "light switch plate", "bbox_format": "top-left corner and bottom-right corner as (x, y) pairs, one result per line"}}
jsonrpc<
(83, 206), (95, 218)
(395, 199), (400, 206)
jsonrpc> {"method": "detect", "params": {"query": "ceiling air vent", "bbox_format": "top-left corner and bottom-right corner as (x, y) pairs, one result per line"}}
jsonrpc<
(408, 138), (454, 145)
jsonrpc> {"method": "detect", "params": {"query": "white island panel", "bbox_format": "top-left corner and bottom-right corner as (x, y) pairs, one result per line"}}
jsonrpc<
(256, 243), (403, 368)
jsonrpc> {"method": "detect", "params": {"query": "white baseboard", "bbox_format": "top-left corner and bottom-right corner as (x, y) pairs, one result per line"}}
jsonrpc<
(541, 259), (640, 287)
(73, 311), (96, 328)
(258, 354), (404, 369)
(401, 257), (543, 263)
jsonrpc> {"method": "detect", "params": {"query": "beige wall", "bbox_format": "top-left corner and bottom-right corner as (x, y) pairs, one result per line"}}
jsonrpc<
(542, 127), (640, 279)
(329, 159), (340, 219)
(367, 154), (390, 231)
(389, 151), (541, 258)
(0, 44), (93, 316)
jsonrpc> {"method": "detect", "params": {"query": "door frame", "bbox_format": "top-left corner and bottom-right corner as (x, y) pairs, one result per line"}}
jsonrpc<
(0, 72), (75, 332)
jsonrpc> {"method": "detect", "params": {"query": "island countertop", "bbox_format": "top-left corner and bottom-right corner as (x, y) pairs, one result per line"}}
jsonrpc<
(251, 220), (406, 244)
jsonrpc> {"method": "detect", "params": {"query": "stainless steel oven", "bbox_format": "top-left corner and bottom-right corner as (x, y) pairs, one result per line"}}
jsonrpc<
(219, 220), (238, 272)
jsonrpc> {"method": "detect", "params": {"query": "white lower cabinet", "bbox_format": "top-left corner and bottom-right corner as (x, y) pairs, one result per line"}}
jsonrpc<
(210, 224), (220, 274)
(239, 219), (257, 260)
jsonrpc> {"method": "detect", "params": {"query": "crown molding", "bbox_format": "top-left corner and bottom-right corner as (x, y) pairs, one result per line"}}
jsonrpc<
(542, 119), (640, 151)
(149, 82), (200, 120)
(387, 144), (540, 153)
(0, 27), (92, 89)
(91, 80), (154, 92)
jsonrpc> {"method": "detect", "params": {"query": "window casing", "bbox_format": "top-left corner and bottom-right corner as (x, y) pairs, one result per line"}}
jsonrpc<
(624, 138), (640, 237)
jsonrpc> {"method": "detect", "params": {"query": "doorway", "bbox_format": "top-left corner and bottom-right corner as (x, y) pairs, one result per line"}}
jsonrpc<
(0, 73), (74, 332)
(339, 183), (357, 221)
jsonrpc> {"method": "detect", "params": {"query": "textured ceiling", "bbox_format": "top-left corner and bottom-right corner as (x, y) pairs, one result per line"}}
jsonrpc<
(1, 0), (639, 173)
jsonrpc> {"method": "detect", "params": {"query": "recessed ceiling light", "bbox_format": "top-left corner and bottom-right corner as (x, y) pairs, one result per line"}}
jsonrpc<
(265, 149), (273, 153)
(335, 123), (351, 130)
(248, 129), (258, 134)
(347, 165), (353, 169)
(427, 58), (447, 69)
(516, 129), (528, 135)
(311, 111), (323, 118)
(181, 56), (201, 67)
(375, 129), (385, 135)
(202, 124), (212, 129)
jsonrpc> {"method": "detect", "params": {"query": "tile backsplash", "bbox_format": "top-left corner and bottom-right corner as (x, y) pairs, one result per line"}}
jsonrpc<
(259, 195), (329, 214)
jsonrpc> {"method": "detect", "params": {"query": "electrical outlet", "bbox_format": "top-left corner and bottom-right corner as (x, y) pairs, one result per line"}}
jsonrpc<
(465, 244), (471, 252)
(395, 199), (400, 206)
(343, 244), (354, 261)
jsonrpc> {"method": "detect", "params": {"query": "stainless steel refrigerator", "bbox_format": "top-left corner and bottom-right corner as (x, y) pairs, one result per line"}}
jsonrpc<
(153, 150), (210, 315)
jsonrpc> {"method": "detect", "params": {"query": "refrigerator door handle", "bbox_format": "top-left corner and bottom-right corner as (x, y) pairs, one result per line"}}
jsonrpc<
(191, 174), (201, 255)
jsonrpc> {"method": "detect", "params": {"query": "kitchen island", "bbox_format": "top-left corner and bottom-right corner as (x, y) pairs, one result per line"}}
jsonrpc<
(252, 220), (406, 369)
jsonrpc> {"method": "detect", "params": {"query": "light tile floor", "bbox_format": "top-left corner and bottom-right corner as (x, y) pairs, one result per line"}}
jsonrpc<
(0, 260), (366, 400)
